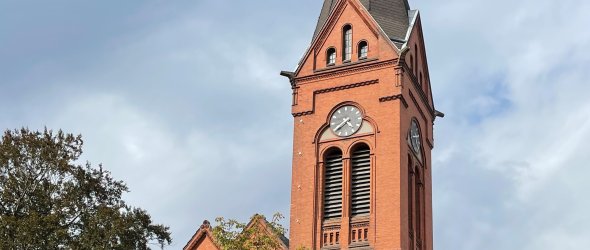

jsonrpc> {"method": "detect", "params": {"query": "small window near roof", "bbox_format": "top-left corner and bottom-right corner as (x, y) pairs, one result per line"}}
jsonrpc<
(327, 48), (336, 66)
(343, 25), (352, 61)
(358, 41), (368, 59)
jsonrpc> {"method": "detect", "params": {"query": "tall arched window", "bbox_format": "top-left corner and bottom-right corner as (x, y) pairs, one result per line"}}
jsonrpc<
(408, 157), (414, 228)
(327, 48), (336, 66)
(415, 168), (422, 242)
(358, 41), (368, 59)
(408, 156), (415, 249)
(343, 25), (352, 62)
(351, 143), (371, 216)
(324, 148), (343, 220)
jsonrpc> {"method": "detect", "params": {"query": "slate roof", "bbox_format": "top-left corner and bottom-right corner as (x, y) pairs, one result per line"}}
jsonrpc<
(313, 0), (412, 43)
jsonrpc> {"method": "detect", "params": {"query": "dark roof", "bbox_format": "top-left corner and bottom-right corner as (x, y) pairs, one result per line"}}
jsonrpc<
(313, 0), (411, 43)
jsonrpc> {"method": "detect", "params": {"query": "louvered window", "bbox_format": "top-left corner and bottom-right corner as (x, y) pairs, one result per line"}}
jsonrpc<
(324, 149), (343, 220)
(351, 144), (371, 216)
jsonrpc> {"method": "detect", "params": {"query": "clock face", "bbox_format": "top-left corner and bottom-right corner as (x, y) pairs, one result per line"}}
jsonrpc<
(410, 120), (421, 154)
(330, 105), (363, 137)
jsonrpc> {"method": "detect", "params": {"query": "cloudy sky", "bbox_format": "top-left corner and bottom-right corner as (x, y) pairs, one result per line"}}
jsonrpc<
(1, 0), (589, 249)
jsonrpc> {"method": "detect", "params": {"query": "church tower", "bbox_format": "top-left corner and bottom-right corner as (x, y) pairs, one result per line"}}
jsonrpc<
(281, 0), (442, 249)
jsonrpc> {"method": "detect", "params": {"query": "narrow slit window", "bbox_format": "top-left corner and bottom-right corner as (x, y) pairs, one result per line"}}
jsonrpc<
(358, 41), (368, 59)
(414, 45), (418, 75)
(419, 72), (423, 87)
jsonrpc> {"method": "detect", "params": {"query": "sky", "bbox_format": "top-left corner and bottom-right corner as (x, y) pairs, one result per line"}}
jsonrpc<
(1, 0), (589, 249)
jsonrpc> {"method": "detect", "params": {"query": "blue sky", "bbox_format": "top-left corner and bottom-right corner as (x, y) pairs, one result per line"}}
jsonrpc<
(2, 0), (590, 249)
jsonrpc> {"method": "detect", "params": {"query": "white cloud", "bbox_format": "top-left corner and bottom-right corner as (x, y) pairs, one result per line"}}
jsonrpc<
(422, 0), (590, 248)
(3, 0), (589, 249)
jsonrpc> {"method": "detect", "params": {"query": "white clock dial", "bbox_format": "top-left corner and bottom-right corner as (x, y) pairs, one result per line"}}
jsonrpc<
(410, 120), (421, 153)
(330, 105), (363, 137)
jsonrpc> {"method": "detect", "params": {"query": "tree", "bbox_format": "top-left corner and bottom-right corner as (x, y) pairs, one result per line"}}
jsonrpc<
(212, 213), (287, 250)
(0, 128), (171, 249)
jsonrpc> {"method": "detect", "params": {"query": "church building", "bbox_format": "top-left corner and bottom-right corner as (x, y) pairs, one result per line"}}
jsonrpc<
(185, 0), (441, 249)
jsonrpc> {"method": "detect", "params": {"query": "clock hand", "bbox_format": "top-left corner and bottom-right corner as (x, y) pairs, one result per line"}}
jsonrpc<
(346, 121), (353, 127)
(334, 117), (351, 131)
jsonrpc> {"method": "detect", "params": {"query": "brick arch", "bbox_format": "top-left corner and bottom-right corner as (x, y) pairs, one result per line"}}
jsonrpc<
(319, 145), (345, 163)
(345, 139), (374, 157)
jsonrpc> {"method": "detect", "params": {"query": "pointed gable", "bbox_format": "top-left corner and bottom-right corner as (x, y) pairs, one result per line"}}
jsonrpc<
(313, 0), (411, 42)
(296, 0), (401, 77)
(184, 220), (220, 250)
(184, 215), (289, 250)
(244, 214), (289, 250)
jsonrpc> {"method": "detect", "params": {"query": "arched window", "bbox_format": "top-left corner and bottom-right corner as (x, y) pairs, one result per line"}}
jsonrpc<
(351, 143), (371, 216)
(408, 156), (415, 249)
(415, 168), (422, 242)
(410, 55), (414, 71)
(358, 41), (368, 59)
(323, 148), (343, 220)
(343, 25), (352, 62)
(327, 48), (336, 66)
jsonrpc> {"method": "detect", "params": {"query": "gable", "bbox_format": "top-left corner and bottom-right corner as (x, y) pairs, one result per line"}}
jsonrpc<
(402, 12), (434, 110)
(184, 216), (289, 250)
(313, 0), (410, 42)
(187, 235), (219, 250)
(244, 215), (289, 250)
(296, 0), (400, 78)
(184, 221), (220, 250)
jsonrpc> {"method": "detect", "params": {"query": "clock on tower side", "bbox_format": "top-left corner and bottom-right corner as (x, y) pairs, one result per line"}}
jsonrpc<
(281, 0), (441, 249)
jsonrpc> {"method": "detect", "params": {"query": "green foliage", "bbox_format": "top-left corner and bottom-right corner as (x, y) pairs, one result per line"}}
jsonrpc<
(0, 128), (172, 249)
(212, 213), (287, 250)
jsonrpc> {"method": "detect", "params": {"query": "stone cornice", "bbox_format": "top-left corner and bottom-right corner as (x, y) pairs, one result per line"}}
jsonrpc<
(295, 59), (396, 84)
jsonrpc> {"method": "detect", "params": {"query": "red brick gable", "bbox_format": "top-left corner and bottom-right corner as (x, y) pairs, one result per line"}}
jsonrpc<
(184, 215), (288, 250)
(184, 220), (220, 250)
(295, 0), (401, 79)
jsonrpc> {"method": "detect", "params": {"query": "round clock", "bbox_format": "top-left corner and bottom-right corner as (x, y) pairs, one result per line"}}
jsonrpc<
(330, 105), (363, 137)
(410, 120), (421, 153)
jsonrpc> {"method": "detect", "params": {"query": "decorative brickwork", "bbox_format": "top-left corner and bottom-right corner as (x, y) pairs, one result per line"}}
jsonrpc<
(291, 79), (379, 117)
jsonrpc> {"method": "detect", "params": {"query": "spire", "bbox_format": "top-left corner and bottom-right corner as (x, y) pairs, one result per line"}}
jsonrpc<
(312, 0), (411, 42)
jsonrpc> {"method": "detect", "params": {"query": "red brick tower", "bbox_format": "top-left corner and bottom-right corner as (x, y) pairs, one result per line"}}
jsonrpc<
(281, 0), (442, 249)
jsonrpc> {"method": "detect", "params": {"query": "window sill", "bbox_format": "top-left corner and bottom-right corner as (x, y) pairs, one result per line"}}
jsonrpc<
(349, 242), (371, 249)
(350, 215), (370, 223)
(323, 218), (341, 226)
(315, 58), (378, 73)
